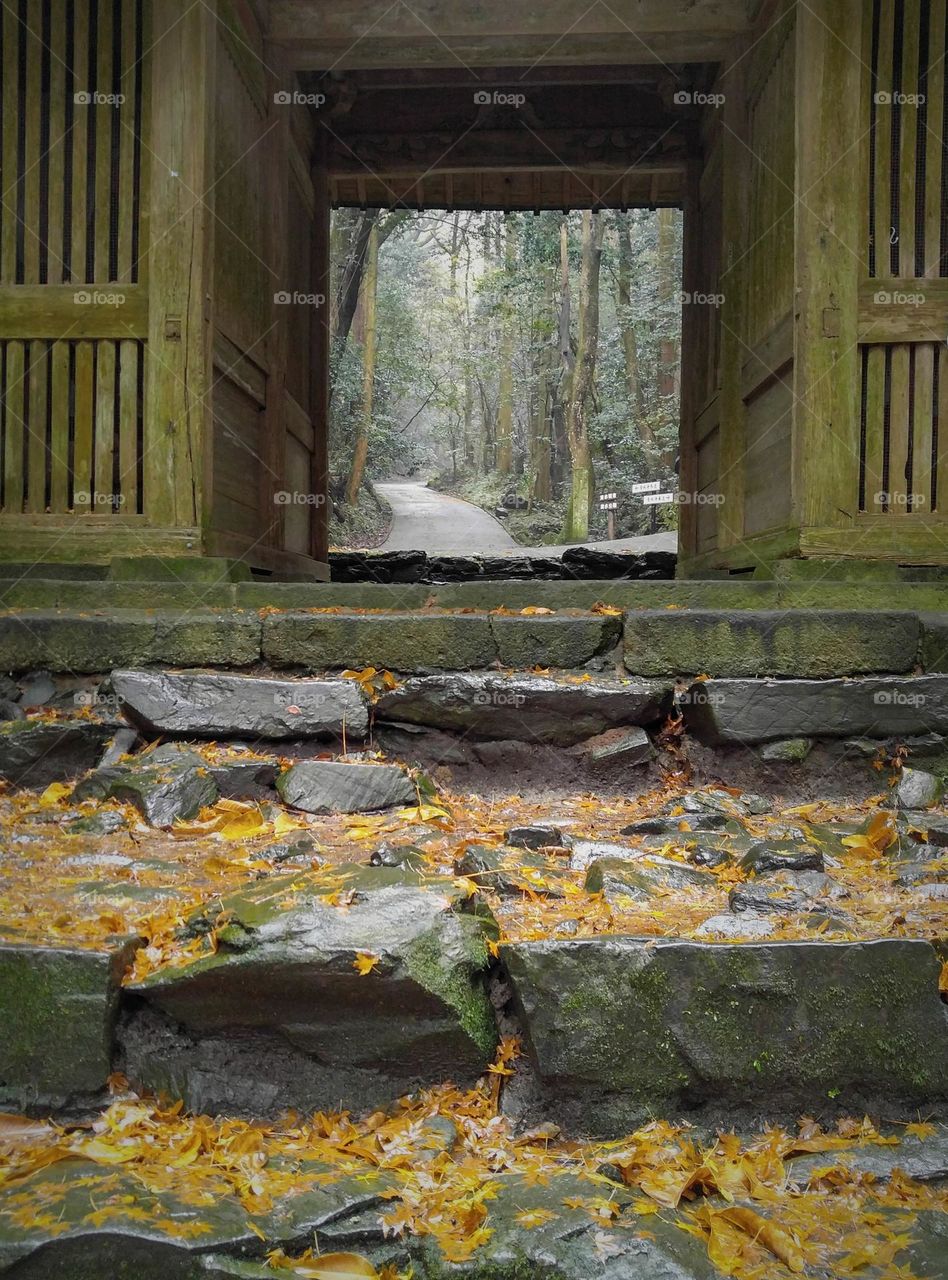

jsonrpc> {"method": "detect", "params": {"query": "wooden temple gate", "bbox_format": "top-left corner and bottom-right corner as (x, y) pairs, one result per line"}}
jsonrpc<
(0, 0), (946, 578)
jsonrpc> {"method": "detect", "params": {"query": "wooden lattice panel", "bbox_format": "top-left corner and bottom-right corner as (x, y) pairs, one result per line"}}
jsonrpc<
(859, 0), (948, 519)
(0, 336), (143, 515)
(0, 0), (146, 519)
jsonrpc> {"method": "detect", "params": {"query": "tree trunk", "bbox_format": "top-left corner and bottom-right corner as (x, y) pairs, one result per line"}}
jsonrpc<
(657, 207), (680, 466)
(345, 221), (379, 506)
(616, 218), (652, 457)
(495, 215), (516, 476)
(562, 211), (604, 542)
(532, 267), (555, 503)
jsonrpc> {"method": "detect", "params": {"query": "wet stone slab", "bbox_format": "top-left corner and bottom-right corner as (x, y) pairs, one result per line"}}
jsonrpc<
(502, 937), (948, 1137)
(375, 672), (671, 746)
(111, 670), (370, 740)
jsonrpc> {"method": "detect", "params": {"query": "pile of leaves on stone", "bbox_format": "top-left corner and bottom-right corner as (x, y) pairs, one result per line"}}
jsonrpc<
(1, 776), (947, 984)
(0, 1051), (945, 1278)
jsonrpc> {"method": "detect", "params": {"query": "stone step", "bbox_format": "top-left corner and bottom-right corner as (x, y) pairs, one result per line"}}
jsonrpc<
(5, 930), (947, 1131)
(2, 605), (946, 677)
(682, 675), (948, 743)
(504, 937), (948, 1137)
(7, 575), (948, 613)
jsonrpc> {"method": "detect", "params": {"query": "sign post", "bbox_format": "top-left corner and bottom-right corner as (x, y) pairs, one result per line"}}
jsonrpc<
(598, 490), (618, 540)
(632, 480), (675, 533)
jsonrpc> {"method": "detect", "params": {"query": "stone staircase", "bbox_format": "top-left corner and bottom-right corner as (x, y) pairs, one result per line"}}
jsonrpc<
(1, 576), (948, 1277)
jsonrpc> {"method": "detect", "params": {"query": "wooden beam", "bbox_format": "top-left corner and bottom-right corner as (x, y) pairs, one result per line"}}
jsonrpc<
(857, 279), (948, 344)
(329, 168), (686, 211)
(320, 66), (676, 91)
(792, 0), (864, 529)
(268, 0), (752, 68)
(801, 519), (948, 562)
(0, 285), (149, 338)
(328, 129), (688, 175)
(276, 34), (743, 70)
(143, 0), (216, 531)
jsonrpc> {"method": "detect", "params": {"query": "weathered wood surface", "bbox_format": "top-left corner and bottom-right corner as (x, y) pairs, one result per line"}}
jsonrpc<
(268, 0), (752, 67)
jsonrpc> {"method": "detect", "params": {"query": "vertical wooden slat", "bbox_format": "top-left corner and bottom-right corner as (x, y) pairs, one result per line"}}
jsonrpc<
(94, 340), (115, 506)
(924, 0), (945, 277)
(46, 2), (67, 283)
(3, 341), (25, 511)
(938, 342), (948, 511)
(874, 0), (896, 278)
(70, 0), (89, 283)
(118, 338), (138, 511)
(1, 5), (20, 283)
(26, 339), (47, 513)
(899, 0), (921, 278)
(860, 0), (876, 270)
(888, 343), (911, 507)
(49, 339), (70, 511)
(73, 338), (93, 508)
(117, 0), (136, 282)
(913, 341), (935, 512)
(94, 0), (114, 281)
(135, 0), (150, 287)
(865, 344), (887, 511)
(22, 10), (43, 284)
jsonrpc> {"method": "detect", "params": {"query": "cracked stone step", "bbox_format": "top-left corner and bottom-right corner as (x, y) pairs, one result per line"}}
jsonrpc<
(122, 867), (498, 1116)
(111, 670), (369, 739)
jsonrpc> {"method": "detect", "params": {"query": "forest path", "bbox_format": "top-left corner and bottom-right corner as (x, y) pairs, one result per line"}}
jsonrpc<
(376, 480), (677, 556)
(376, 481), (519, 552)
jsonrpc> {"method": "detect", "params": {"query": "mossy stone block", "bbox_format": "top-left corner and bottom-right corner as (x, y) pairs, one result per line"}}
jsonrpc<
(262, 611), (496, 672)
(491, 612), (621, 668)
(503, 937), (948, 1136)
(623, 609), (919, 677)
(0, 940), (137, 1106)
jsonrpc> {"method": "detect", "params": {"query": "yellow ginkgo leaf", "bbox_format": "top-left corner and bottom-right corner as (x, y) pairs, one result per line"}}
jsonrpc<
(353, 952), (380, 976)
(39, 781), (72, 806)
(292, 1254), (380, 1279)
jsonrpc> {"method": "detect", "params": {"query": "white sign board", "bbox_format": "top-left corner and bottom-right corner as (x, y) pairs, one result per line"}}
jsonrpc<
(630, 480), (662, 494)
(642, 492), (677, 506)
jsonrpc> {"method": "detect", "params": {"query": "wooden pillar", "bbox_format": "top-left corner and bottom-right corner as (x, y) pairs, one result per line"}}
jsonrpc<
(792, 0), (864, 531)
(677, 155), (703, 567)
(310, 128), (331, 565)
(143, 0), (216, 536)
(262, 47), (291, 550)
(715, 55), (749, 553)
